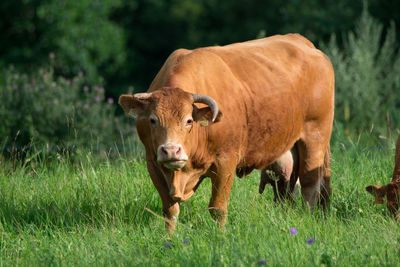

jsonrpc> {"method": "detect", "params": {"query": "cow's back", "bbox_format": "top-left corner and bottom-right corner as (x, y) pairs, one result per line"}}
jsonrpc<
(149, 34), (334, 170)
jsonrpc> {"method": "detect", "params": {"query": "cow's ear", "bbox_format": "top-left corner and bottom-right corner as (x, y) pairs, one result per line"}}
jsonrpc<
(193, 106), (223, 126)
(366, 185), (386, 204)
(119, 93), (152, 118)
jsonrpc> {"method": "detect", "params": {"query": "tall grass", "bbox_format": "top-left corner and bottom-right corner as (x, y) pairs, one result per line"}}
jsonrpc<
(0, 134), (399, 266)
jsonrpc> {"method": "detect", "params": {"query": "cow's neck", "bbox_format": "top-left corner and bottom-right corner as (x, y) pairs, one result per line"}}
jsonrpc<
(175, 168), (206, 200)
(189, 124), (215, 170)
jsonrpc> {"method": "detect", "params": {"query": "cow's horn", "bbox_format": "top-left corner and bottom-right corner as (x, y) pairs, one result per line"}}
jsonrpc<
(134, 92), (152, 100)
(192, 94), (219, 122)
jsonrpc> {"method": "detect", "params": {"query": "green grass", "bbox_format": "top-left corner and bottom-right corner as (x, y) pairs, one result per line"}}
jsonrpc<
(0, 141), (399, 266)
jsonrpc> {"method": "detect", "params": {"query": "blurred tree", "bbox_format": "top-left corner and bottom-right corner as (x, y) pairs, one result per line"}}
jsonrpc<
(0, 0), (399, 98)
(323, 7), (400, 134)
(370, 0), (400, 40)
(0, 0), (45, 69)
(111, 0), (364, 93)
(0, 0), (125, 84)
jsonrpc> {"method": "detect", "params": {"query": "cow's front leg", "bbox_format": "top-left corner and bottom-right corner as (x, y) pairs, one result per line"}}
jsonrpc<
(162, 200), (180, 235)
(147, 160), (180, 235)
(208, 158), (236, 228)
(151, 178), (180, 235)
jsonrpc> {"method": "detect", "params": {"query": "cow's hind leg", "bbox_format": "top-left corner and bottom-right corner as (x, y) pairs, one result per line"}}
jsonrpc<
(319, 146), (331, 209)
(298, 126), (331, 209)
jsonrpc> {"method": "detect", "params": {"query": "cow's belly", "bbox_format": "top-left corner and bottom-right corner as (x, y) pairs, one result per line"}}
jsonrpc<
(242, 135), (299, 170)
(239, 105), (303, 170)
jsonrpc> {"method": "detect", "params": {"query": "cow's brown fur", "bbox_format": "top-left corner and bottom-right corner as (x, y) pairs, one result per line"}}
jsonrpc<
(366, 135), (400, 217)
(119, 34), (335, 234)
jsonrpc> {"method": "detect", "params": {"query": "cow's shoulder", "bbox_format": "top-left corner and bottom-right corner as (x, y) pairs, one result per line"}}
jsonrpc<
(277, 33), (316, 49)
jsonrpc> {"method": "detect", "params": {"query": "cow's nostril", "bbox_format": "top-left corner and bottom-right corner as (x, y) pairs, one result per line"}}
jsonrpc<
(158, 144), (187, 163)
(161, 146), (168, 156)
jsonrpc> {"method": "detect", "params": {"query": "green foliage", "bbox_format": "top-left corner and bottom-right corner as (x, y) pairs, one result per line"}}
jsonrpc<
(111, 0), (362, 92)
(324, 8), (400, 134)
(38, 0), (126, 82)
(0, 63), (134, 151)
(0, 0), (126, 84)
(1, 0), (400, 141)
(0, 138), (399, 265)
(1, 0), (398, 103)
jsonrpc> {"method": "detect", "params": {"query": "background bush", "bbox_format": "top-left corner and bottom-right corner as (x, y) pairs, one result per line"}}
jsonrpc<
(324, 7), (400, 135)
(0, 61), (135, 152)
(0, 0), (125, 85)
(0, 0), (399, 152)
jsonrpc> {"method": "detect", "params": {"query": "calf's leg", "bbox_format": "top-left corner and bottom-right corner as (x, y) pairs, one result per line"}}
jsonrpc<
(259, 147), (299, 202)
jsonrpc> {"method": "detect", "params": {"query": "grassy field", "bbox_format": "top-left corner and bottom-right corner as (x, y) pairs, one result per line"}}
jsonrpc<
(0, 138), (399, 266)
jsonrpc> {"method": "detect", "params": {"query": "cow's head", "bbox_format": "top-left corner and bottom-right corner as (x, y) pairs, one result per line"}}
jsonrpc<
(119, 86), (223, 170)
(366, 182), (400, 217)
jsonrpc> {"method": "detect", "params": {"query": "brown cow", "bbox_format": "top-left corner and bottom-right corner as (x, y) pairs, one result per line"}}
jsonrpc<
(366, 135), (400, 217)
(259, 147), (300, 202)
(119, 34), (335, 234)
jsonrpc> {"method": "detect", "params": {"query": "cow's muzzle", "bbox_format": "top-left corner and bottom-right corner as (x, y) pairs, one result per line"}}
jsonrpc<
(157, 144), (188, 170)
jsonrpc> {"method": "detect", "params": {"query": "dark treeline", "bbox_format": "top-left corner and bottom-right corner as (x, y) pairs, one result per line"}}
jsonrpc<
(1, 0), (399, 96)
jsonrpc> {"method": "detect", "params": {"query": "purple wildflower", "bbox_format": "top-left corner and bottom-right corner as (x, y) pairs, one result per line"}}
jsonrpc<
(94, 85), (104, 92)
(53, 87), (57, 92)
(94, 95), (101, 102)
(258, 259), (267, 265)
(306, 238), (315, 245)
(165, 242), (171, 248)
(289, 228), (298, 235)
(14, 74), (19, 79)
(83, 86), (89, 92)
(78, 71), (84, 76)
(13, 84), (18, 90)
(182, 238), (189, 244)
(107, 98), (114, 104)
(84, 103), (89, 109)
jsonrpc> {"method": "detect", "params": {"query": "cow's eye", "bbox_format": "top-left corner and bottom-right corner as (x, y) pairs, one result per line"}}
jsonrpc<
(186, 118), (193, 125)
(149, 115), (158, 125)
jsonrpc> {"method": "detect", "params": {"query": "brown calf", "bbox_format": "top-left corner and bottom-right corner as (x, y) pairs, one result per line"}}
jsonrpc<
(366, 134), (400, 217)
